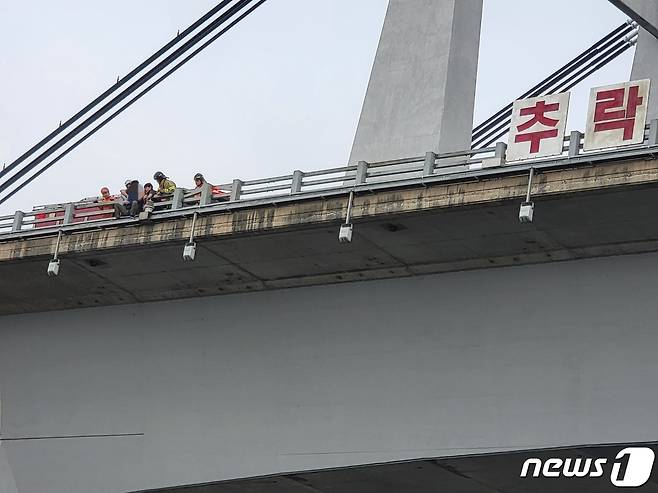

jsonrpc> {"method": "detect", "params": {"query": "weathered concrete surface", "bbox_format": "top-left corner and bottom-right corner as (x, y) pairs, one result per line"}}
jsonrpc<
(348, 0), (483, 164)
(2, 157), (658, 314)
(2, 252), (658, 492)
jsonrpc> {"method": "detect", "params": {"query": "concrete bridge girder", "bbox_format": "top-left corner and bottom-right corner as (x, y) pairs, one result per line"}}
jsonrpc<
(2, 251), (658, 492)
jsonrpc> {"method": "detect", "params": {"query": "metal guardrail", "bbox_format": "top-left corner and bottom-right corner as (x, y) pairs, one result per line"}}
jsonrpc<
(2, 120), (658, 239)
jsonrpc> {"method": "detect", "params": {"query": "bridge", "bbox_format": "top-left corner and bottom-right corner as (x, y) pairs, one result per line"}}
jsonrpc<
(3, 1), (658, 492)
(3, 133), (658, 491)
(2, 128), (658, 313)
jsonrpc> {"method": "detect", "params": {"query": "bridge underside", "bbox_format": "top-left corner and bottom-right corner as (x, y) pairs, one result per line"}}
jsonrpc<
(2, 250), (658, 492)
(138, 443), (658, 493)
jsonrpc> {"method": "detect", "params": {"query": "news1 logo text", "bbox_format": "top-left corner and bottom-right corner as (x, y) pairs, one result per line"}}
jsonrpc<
(520, 447), (655, 487)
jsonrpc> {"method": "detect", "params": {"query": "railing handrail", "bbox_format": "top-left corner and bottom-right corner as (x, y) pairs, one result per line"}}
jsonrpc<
(2, 120), (658, 237)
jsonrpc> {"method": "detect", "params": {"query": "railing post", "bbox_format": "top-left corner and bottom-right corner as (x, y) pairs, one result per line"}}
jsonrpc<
(423, 152), (436, 177)
(568, 131), (582, 158)
(291, 170), (303, 194)
(648, 119), (658, 146)
(171, 188), (184, 209)
(494, 142), (507, 161)
(230, 179), (243, 201)
(199, 182), (212, 206)
(63, 203), (75, 225)
(355, 160), (368, 184)
(11, 211), (24, 233)
(479, 142), (506, 169)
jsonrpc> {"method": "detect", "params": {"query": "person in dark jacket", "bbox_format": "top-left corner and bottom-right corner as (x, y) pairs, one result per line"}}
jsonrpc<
(140, 182), (156, 205)
(114, 180), (141, 218)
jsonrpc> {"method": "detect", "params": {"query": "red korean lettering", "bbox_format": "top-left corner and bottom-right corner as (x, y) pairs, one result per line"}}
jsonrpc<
(514, 100), (561, 153)
(593, 86), (643, 141)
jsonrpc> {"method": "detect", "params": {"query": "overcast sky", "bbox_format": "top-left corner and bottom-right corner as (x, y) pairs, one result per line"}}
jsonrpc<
(0, 0), (633, 215)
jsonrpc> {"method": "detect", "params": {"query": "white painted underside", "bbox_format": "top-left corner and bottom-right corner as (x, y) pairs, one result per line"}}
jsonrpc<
(1, 252), (658, 492)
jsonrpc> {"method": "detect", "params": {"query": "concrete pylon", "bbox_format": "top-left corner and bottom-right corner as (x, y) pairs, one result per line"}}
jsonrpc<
(630, 29), (658, 119)
(348, 0), (483, 165)
(609, 1), (658, 119)
(610, 0), (658, 38)
(0, 396), (18, 493)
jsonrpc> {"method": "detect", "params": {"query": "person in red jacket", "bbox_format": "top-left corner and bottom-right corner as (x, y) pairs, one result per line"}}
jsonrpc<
(100, 187), (113, 202)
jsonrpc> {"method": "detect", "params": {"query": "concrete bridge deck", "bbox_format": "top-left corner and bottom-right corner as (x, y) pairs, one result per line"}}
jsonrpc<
(1, 147), (658, 315)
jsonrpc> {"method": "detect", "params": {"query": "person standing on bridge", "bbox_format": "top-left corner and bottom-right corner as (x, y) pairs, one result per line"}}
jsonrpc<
(193, 172), (208, 189)
(192, 172), (229, 202)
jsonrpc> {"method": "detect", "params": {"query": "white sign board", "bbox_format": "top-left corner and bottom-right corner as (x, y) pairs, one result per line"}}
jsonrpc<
(584, 79), (651, 151)
(506, 92), (570, 162)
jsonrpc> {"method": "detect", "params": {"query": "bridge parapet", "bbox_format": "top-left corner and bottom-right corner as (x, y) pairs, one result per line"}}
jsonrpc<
(3, 122), (656, 239)
(2, 136), (658, 314)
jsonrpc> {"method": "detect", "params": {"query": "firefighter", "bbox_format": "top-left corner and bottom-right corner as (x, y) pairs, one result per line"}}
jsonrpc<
(153, 171), (177, 195)
(193, 172), (207, 188)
